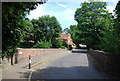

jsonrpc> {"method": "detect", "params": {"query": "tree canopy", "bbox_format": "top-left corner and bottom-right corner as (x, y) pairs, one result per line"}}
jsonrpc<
(20, 15), (62, 48)
(73, 1), (113, 50)
(68, 0), (120, 54)
(2, 2), (44, 56)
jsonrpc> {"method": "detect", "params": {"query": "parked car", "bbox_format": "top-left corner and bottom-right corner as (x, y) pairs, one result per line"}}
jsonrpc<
(79, 44), (87, 49)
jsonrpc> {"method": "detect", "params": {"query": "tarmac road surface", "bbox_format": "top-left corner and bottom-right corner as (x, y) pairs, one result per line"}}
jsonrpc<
(31, 49), (109, 79)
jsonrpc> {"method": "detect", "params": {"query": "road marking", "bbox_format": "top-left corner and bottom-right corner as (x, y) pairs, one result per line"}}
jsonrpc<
(28, 69), (33, 81)
(32, 60), (48, 70)
(28, 52), (71, 80)
(28, 60), (48, 81)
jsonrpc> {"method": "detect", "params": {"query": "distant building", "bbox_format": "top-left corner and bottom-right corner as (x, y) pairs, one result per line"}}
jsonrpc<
(27, 33), (76, 48)
(59, 33), (76, 47)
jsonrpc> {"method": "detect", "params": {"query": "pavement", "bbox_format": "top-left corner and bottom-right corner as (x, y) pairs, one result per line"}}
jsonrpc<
(31, 49), (110, 79)
(2, 50), (71, 80)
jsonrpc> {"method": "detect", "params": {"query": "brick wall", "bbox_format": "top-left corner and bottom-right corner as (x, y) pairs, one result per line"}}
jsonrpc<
(17, 48), (67, 60)
(88, 50), (120, 77)
(1, 48), (67, 69)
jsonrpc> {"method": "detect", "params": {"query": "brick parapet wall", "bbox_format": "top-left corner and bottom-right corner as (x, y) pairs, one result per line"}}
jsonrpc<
(88, 50), (120, 77)
(17, 48), (67, 59)
(0, 48), (67, 69)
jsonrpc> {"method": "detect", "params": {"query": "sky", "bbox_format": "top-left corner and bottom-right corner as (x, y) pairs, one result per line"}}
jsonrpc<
(27, 0), (119, 30)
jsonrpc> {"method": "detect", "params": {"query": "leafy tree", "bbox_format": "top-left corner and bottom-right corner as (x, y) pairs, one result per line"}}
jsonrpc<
(100, 31), (118, 53)
(69, 25), (80, 48)
(99, 1), (120, 54)
(52, 39), (63, 48)
(2, 2), (44, 60)
(31, 15), (62, 48)
(19, 19), (34, 48)
(74, 1), (112, 50)
(63, 28), (69, 33)
(33, 41), (52, 48)
(114, 1), (120, 53)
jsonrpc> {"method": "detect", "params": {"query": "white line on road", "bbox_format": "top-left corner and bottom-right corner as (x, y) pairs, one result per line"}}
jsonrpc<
(28, 70), (33, 81)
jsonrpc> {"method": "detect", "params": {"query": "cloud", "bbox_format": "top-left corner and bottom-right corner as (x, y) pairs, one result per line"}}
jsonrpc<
(106, 6), (115, 14)
(27, 4), (47, 19)
(55, 2), (76, 21)
(55, 2), (67, 8)
(101, 0), (118, 2)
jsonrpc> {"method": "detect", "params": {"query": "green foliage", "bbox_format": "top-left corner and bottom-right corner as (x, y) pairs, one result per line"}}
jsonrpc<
(100, 1), (120, 54)
(100, 31), (119, 53)
(69, 25), (80, 48)
(63, 28), (69, 33)
(52, 39), (63, 48)
(62, 41), (68, 48)
(19, 19), (34, 48)
(60, 46), (67, 49)
(33, 41), (52, 48)
(68, 45), (72, 50)
(114, 1), (120, 54)
(19, 15), (62, 48)
(69, 0), (120, 54)
(74, 1), (112, 50)
(2, 2), (43, 56)
(31, 15), (62, 47)
(99, 1), (120, 54)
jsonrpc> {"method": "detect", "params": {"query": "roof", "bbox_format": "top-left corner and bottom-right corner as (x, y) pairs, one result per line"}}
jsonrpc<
(59, 33), (72, 40)
(59, 33), (76, 46)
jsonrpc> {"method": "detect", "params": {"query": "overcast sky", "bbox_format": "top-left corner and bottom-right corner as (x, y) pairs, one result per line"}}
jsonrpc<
(27, 0), (119, 30)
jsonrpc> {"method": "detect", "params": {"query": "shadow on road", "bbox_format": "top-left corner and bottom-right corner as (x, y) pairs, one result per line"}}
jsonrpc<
(32, 66), (107, 81)
(30, 54), (111, 80)
(31, 66), (111, 80)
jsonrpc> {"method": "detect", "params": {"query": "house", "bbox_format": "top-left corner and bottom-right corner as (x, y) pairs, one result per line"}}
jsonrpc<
(59, 33), (76, 48)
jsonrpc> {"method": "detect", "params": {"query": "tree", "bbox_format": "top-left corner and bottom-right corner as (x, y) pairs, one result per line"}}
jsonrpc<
(33, 41), (52, 48)
(2, 2), (44, 64)
(52, 39), (63, 48)
(48, 16), (62, 46)
(99, 1), (120, 54)
(63, 28), (69, 33)
(74, 1), (112, 50)
(19, 19), (34, 48)
(31, 15), (62, 48)
(114, 1), (120, 54)
(69, 25), (80, 48)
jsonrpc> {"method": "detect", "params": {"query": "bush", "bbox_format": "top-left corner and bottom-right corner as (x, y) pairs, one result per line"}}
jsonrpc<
(19, 42), (34, 48)
(52, 39), (63, 48)
(60, 46), (67, 49)
(68, 45), (72, 50)
(62, 41), (68, 48)
(100, 31), (120, 54)
(33, 41), (52, 48)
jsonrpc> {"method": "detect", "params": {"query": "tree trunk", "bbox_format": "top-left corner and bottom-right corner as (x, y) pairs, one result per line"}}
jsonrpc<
(11, 54), (13, 65)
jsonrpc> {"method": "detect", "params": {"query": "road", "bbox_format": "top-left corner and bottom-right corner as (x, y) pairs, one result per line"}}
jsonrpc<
(31, 49), (109, 79)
